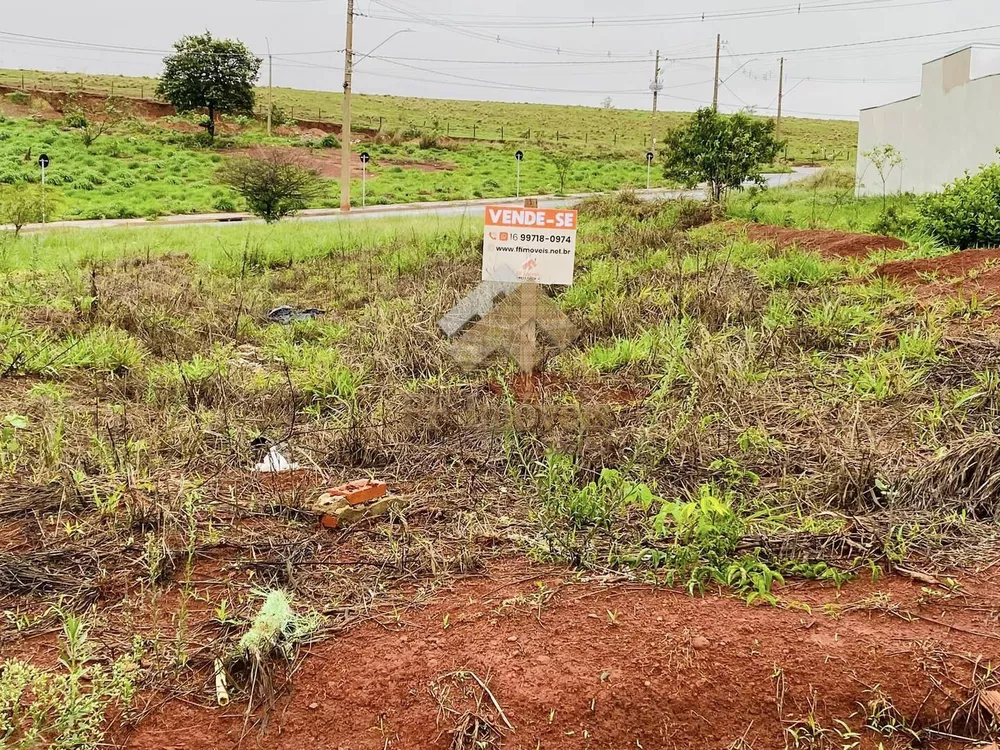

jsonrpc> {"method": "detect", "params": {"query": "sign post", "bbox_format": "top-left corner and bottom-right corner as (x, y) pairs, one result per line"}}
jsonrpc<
(38, 153), (49, 224)
(360, 152), (370, 208)
(645, 151), (654, 191)
(514, 150), (524, 199)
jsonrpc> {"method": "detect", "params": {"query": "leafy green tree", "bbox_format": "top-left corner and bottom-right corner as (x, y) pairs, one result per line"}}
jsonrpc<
(663, 108), (783, 204)
(218, 148), (322, 223)
(157, 32), (261, 141)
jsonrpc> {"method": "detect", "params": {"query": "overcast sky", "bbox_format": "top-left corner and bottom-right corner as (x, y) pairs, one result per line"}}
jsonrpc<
(1, 0), (998, 120)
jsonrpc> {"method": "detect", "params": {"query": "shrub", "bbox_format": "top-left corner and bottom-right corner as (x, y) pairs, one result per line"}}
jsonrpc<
(5, 91), (29, 106)
(418, 132), (439, 149)
(63, 110), (88, 129)
(919, 162), (1000, 248)
(213, 195), (236, 212)
(0, 184), (45, 236)
(268, 103), (289, 127)
(319, 134), (339, 149)
(217, 147), (322, 223)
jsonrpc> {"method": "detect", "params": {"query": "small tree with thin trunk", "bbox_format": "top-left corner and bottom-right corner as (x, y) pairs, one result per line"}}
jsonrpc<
(157, 32), (261, 142)
(65, 94), (130, 148)
(663, 107), (783, 204)
(550, 153), (573, 195)
(218, 148), (323, 223)
(0, 184), (45, 237)
(863, 144), (903, 213)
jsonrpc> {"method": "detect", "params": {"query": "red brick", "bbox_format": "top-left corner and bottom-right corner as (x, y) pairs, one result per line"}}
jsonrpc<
(325, 479), (388, 507)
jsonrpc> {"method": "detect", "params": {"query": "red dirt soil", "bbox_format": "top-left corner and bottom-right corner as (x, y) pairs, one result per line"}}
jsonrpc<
(745, 224), (908, 260)
(123, 558), (1000, 750)
(879, 248), (1000, 299)
(226, 147), (454, 179)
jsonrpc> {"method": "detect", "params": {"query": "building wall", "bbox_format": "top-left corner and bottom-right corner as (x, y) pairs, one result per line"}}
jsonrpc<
(856, 48), (1000, 196)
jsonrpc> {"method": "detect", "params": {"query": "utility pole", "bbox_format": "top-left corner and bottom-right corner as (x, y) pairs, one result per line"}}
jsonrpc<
(776, 57), (785, 137)
(340, 0), (355, 212)
(650, 49), (661, 159)
(712, 34), (721, 111)
(266, 39), (273, 137)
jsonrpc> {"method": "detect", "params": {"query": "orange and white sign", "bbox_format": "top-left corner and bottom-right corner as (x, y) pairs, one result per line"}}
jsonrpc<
(482, 206), (577, 286)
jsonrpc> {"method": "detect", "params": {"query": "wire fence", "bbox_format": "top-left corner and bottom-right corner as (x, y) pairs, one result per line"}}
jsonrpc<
(0, 72), (854, 162)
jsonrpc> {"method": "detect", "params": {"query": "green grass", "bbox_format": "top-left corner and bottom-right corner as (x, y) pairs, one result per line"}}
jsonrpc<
(0, 67), (858, 161)
(0, 213), (479, 270)
(0, 113), (675, 221)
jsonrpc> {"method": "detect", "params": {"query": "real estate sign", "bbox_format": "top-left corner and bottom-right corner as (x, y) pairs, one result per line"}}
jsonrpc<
(482, 205), (577, 286)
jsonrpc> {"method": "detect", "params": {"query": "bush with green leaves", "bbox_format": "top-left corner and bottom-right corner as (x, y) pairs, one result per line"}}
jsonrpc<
(218, 147), (322, 223)
(663, 107), (783, 203)
(0, 183), (46, 236)
(919, 160), (1000, 249)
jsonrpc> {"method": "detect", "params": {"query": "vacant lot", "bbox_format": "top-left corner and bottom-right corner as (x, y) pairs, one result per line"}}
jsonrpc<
(3, 185), (1000, 748)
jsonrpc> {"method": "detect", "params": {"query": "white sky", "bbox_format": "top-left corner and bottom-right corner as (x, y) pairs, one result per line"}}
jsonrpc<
(1, 0), (998, 119)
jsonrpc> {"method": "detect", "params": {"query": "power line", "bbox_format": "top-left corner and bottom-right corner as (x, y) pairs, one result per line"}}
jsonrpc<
(367, 0), (956, 29)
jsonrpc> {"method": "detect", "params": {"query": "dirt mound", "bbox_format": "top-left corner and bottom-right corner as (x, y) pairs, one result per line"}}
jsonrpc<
(745, 223), (908, 260)
(123, 559), (1000, 750)
(879, 248), (1000, 291)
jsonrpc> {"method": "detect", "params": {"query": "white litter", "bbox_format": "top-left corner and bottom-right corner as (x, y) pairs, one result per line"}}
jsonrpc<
(254, 445), (300, 473)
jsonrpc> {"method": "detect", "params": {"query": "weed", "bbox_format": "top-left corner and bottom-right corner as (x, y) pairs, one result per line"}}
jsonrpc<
(0, 611), (138, 749)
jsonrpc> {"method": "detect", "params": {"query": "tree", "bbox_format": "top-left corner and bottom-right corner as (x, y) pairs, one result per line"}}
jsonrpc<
(218, 148), (323, 223)
(600, 96), (614, 110)
(550, 153), (574, 195)
(862, 144), (903, 214)
(663, 107), (783, 204)
(157, 32), (261, 141)
(0, 184), (45, 237)
(65, 94), (130, 148)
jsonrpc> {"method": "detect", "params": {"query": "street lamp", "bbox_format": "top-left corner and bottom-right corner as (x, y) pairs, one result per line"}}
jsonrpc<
(340, 26), (415, 212)
(355, 29), (414, 67)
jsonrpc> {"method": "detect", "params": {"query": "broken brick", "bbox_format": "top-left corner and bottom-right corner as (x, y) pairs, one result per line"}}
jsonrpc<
(312, 480), (392, 529)
(324, 479), (388, 506)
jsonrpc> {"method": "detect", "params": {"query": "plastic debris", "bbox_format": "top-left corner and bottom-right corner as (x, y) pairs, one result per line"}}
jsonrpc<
(254, 445), (300, 473)
(266, 306), (325, 325)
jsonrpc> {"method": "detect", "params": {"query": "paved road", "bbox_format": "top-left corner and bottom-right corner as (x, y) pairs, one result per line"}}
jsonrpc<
(18, 167), (821, 234)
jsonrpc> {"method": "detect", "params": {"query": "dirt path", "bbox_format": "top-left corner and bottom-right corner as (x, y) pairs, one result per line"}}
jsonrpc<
(124, 559), (1000, 750)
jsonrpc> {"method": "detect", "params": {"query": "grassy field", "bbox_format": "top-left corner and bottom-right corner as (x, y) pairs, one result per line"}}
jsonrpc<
(0, 113), (674, 220)
(0, 67), (859, 160)
(3, 189), (1000, 746)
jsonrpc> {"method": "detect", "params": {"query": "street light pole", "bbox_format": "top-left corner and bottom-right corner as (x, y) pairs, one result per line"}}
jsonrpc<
(340, 0), (355, 212)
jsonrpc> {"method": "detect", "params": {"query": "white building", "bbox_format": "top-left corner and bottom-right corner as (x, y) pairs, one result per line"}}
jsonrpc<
(856, 45), (1000, 196)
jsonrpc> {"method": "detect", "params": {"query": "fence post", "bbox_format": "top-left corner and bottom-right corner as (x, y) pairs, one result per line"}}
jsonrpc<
(111, 82), (114, 96)
(556, 130), (560, 141)
(473, 124), (476, 139)
(500, 126), (504, 141)
(20, 73), (24, 90)
(319, 108), (322, 121)
(585, 132), (588, 145)
(614, 132), (617, 146)
(291, 106), (295, 119)
(447, 121), (450, 136)
(379, 116), (383, 131)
